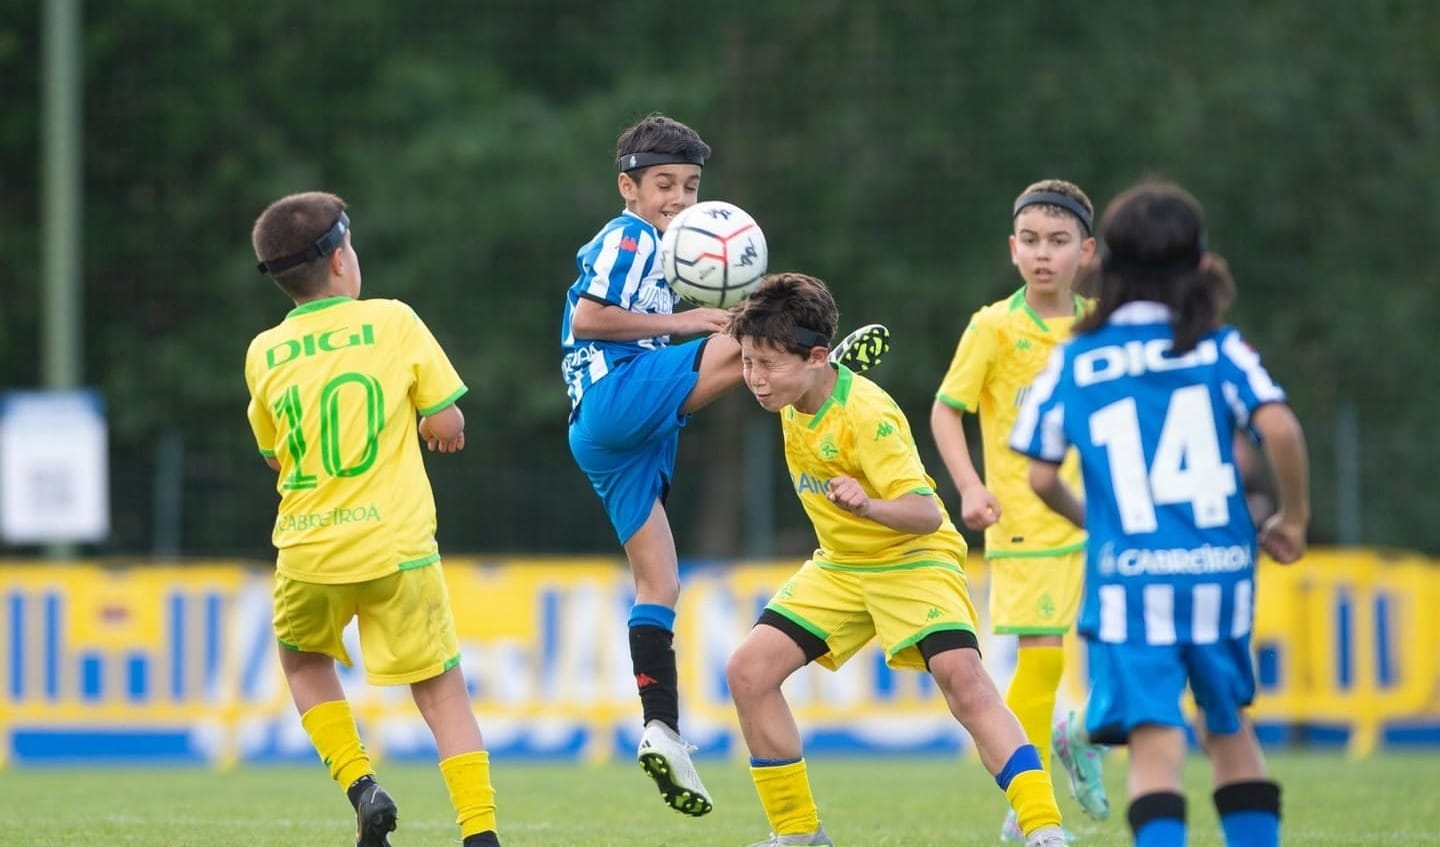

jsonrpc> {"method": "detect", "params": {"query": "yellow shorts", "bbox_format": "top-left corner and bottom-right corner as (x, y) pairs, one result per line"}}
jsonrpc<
(272, 565), (460, 686)
(987, 551), (1084, 635)
(766, 558), (979, 672)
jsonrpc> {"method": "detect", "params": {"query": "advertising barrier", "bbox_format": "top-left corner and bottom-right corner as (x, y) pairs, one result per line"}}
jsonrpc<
(1, 550), (1436, 766)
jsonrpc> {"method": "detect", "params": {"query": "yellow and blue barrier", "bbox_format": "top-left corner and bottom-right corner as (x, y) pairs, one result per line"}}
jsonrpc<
(0, 550), (1436, 766)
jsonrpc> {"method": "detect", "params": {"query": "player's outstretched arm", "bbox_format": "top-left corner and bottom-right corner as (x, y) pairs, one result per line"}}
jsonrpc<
(419, 405), (466, 454)
(571, 297), (730, 341)
(827, 476), (943, 535)
(930, 400), (1001, 530)
(1029, 460), (1084, 529)
(1252, 403), (1310, 564)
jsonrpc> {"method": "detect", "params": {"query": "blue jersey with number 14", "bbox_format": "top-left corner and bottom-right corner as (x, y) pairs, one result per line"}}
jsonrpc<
(1010, 301), (1286, 647)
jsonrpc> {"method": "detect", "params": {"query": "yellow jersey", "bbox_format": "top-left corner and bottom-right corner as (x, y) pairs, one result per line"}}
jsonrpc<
(935, 288), (1086, 559)
(245, 296), (467, 584)
(782, 365), (968, 569)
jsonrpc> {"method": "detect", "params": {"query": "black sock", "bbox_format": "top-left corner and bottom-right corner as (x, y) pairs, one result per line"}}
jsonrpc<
(345, 774), (376, 811)
(629, 624), (679, 731)
(463, 831), (501, 847)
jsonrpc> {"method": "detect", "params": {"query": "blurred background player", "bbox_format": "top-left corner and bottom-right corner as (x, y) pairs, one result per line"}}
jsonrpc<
(1012, 180), (1310, 847)
(725, 272), (1067, 847)
(247, 192), (501, 847)
(561, 114), (889, 817)
(930, 179), (1110, 840)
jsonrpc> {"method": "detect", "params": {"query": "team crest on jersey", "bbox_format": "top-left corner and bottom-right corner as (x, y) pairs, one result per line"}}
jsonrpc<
(819, 435), (839, 460)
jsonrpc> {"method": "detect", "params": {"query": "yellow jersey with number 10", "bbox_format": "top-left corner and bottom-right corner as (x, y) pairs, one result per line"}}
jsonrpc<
(245, 296), (467, 584)
(935, 288), (1086, 559)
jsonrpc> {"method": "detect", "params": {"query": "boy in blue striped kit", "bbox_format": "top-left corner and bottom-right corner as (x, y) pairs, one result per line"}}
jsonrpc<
(1012, 180), (1310, 847)
(561, 113), (888, 818)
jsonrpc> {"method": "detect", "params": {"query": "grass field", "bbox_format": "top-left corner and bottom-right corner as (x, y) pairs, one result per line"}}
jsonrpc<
(3, 751), (1437, 846)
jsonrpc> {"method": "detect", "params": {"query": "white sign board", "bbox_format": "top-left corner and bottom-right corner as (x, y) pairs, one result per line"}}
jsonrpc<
(0, 390), (110, 544)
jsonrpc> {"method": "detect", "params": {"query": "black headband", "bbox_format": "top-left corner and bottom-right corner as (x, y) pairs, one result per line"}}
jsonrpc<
(1013, 191), (1093, 236)
(793, 328), (832, 349)
(256, 212), (350, 275)
(617, 151), (707, 172)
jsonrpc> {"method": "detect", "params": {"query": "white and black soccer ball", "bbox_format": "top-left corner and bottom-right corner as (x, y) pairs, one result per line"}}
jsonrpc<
(659, 200), (768, 308)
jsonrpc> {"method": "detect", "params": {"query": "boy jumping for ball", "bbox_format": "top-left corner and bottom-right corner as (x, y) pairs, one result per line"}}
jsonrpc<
(561, 113), (889, 817)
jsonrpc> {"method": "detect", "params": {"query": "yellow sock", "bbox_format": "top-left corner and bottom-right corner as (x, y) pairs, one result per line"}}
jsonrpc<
(1005, 768), (1063, 834)
(300, 700), (373, 792)
(751, 759), (820, 836)
(1005, 646), (1064, 774)
(440, 750), (498, 839)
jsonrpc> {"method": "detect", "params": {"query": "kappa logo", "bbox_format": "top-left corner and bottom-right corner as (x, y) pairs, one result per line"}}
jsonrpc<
(619, 236), (639, 252)
(1038, 593), (1056, 619)
(874, 421), (895, 440)
(926, 607), (941, 621)
(1016, 338), (1033, 351)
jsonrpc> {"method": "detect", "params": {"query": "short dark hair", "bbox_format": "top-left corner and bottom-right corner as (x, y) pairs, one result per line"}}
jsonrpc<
(1013, 178), (1094, 236)
(728, 273), (839, 355)
(1074, 180), (1235, 353)
(616, 113), (711, 184)
(252, 191), (348, 300)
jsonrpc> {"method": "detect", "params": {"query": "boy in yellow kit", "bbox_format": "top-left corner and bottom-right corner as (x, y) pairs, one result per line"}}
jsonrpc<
(246, 191), (500, 847)
(930, 180), (1109, 842)
(726, 272), (1066, 847)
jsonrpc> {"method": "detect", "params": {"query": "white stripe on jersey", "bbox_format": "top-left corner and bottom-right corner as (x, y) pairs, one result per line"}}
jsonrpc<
(1099, 584), (1127, 643)
(1011, 348), (1066, 461)
(587, 353), (609, 387)
(1221, 332), (1285, 403)
(1192, 583), (1222, 644)
(584, 227), (654, 305)
(1232, 579), (1253, 638)
(1143, 584), (1177, 645)
(1221, 381), (1248, 428)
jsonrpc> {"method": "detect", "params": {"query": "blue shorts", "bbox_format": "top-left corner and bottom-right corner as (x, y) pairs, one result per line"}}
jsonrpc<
(1084, 636), (1257, 746)
(568, 339), (707, 543)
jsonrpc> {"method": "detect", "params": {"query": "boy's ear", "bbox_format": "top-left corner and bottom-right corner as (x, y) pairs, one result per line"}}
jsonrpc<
(617, 172), (638, 203)
(808, 346), (830, 365)
(329, 247), (346, 277)
(1081, 235), (1097, 260)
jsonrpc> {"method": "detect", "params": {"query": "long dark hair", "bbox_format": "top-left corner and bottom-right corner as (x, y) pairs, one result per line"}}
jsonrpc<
(1073, 181), (1235, 353)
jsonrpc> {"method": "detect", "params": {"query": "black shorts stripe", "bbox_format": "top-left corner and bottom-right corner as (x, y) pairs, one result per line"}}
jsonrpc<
(757, 608), (829, 664)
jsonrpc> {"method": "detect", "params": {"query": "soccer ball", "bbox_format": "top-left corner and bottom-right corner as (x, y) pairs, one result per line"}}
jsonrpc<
(659, 200), (768, 308)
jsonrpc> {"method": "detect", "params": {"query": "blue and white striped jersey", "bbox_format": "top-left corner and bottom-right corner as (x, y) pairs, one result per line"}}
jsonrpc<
(561, 210), (679, 413)
(1010, 301), (1287, 646)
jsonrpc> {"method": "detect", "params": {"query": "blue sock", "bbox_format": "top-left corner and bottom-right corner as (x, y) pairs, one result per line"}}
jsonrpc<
(993, 743), (1043, 790)
(1137, 817), (1187, 847)
(1215, 781), (1281, 847)
(628, 603), (676, 632)
(750, 756), (802, 768)
(1129, 792), (1186, 847)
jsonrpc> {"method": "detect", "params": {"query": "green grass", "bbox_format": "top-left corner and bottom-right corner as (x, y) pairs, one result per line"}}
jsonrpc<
(2, 751), (1436, 846)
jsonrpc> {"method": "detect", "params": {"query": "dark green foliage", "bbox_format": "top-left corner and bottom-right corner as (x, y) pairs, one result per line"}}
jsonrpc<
(1, 3), (1435, 556)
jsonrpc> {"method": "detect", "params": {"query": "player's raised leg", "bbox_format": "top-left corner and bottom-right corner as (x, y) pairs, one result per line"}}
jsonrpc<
(679, 334), (744, 416)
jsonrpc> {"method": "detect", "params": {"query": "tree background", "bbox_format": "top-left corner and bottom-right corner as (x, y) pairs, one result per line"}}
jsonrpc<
(1, 2), (1436, 558)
